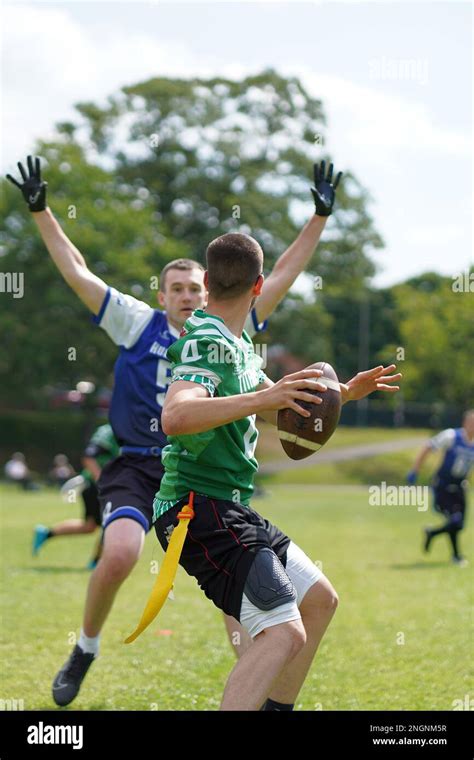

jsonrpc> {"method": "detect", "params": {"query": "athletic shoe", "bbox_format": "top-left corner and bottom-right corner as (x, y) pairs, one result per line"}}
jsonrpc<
(423, 528), (433, 553)
(32, 525), (50, 556)
(52, 645), (95, 706)
(452, 556), (468, 567)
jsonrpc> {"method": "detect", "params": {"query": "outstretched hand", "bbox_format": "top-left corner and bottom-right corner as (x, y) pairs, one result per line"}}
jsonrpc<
(6, 155), (47, 212)
(311, 160), (342, 217)
(340, 364), (402, 403)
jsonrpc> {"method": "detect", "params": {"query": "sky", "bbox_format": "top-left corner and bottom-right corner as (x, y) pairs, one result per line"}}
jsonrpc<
(1, 0), (472, 287)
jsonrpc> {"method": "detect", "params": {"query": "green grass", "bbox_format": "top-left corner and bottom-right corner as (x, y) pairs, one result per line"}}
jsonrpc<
(262, 446), (425, 486)
(1, 483), (472, 711)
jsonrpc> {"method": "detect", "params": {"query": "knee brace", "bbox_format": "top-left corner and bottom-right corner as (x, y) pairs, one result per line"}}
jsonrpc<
(244, 547), (297, 611)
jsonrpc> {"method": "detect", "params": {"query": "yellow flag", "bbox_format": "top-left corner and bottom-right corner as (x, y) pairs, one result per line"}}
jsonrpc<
(124, 496), (195, 644)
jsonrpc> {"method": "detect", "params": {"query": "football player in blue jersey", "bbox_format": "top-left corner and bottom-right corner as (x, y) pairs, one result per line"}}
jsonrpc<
(7, 155), (343, 706)
(407, 409), (474, 566)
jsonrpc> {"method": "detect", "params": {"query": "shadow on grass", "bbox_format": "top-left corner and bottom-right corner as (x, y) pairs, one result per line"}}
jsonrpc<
(387, 562), (451, 570)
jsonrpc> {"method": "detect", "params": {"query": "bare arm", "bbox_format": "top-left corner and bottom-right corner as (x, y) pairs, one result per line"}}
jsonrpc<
(411, 445), (433, 474)
(253, 161), (343, 323)
(162, 369), (326, 436)
(81, 456), (102, 483)
(33, 209), (107, 315)
(254, 215), (327, 323)
(408, 429), (455, 482)
(7, 157), (107, 314)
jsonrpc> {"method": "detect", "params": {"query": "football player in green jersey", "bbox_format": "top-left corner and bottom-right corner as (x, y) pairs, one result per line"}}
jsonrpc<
(154, 232), (401, 710)
(32, 424), (119, 568)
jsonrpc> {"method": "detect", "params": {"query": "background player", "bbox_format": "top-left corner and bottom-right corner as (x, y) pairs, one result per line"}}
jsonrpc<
(33, 423), (119, 568)
(7, 154), (342, 706)
(408, 410), (474, 565)
(4, 452), (34, 490)
(48, 454), (75, 488)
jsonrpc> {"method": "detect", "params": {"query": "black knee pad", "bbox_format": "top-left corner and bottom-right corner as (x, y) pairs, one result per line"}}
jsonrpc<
(244, 547), (297, 611)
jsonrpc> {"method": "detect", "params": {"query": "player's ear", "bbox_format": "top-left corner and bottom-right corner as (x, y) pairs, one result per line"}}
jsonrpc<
(203, 270), (209, 289)
(253, 274), (264, 296)
(157, 289), (166, 307)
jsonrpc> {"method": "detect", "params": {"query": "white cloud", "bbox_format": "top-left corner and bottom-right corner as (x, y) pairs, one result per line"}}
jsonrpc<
(4, 5), (470, 169)
(2, 3), (471, 288)
(298, 71), (471, 169)
(1, 4), (196, 168)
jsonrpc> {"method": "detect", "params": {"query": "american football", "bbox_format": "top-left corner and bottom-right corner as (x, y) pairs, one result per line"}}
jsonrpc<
(277, 361), (342, 460)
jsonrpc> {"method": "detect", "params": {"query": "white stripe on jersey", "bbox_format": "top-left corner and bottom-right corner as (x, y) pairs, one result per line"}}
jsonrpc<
(187, 312), (247, 345)
(98, 287), (154, 349)
(172, 365), (222, 386)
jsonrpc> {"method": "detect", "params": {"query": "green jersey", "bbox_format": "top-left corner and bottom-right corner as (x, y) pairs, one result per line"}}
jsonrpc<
(154, 309), (267, 520)
(82, 424), (120, 483)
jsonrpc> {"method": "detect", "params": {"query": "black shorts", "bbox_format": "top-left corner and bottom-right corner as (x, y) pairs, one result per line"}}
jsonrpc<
(433, 481), (466, 521)
(154, 494), (291, 621)
(97, 454), (165, 533)
(81, 481), (102, 526)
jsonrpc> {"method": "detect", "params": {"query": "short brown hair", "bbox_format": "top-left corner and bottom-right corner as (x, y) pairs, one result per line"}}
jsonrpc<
(206, 233), (263, 300)
(159, 259), (204, 292)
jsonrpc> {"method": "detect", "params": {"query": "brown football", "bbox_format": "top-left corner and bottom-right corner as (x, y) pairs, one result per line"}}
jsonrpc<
(277, 361), (342, 460)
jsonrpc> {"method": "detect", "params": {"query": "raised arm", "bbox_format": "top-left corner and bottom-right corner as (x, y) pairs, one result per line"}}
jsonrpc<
(254, 161), (342, 323)
(7, 156), (107, 315)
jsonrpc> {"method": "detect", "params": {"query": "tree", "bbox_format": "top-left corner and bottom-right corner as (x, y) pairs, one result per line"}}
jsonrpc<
(1, 69), (382, 408)
(72, 69), (382, 280)
(382, 271), (474, 406)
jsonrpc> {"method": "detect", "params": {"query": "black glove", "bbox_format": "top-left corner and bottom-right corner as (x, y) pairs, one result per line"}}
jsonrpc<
(311, 160), (342, 217)
(6, 155), (47, 212)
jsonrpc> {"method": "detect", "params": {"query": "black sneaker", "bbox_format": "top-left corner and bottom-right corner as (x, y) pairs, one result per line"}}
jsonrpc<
(52, 645), (96, 706)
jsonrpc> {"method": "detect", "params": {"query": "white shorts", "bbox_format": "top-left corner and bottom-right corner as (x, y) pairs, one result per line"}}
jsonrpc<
(239, 541), (323, 639)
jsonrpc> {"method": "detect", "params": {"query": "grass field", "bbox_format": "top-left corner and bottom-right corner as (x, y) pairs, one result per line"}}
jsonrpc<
(262, 446), (424, 486)
(1, 479), (472, 712)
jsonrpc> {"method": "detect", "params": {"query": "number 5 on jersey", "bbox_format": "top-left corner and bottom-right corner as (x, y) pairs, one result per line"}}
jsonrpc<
(156, 359), (172, 406)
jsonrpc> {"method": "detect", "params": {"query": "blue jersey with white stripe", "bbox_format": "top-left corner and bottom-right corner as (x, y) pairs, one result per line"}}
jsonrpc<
(430, 427), (474, 485)
(93, 287), (266, 449)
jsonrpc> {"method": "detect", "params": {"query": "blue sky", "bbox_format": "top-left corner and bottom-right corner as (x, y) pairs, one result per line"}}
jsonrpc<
(2, 1), (472, 287)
